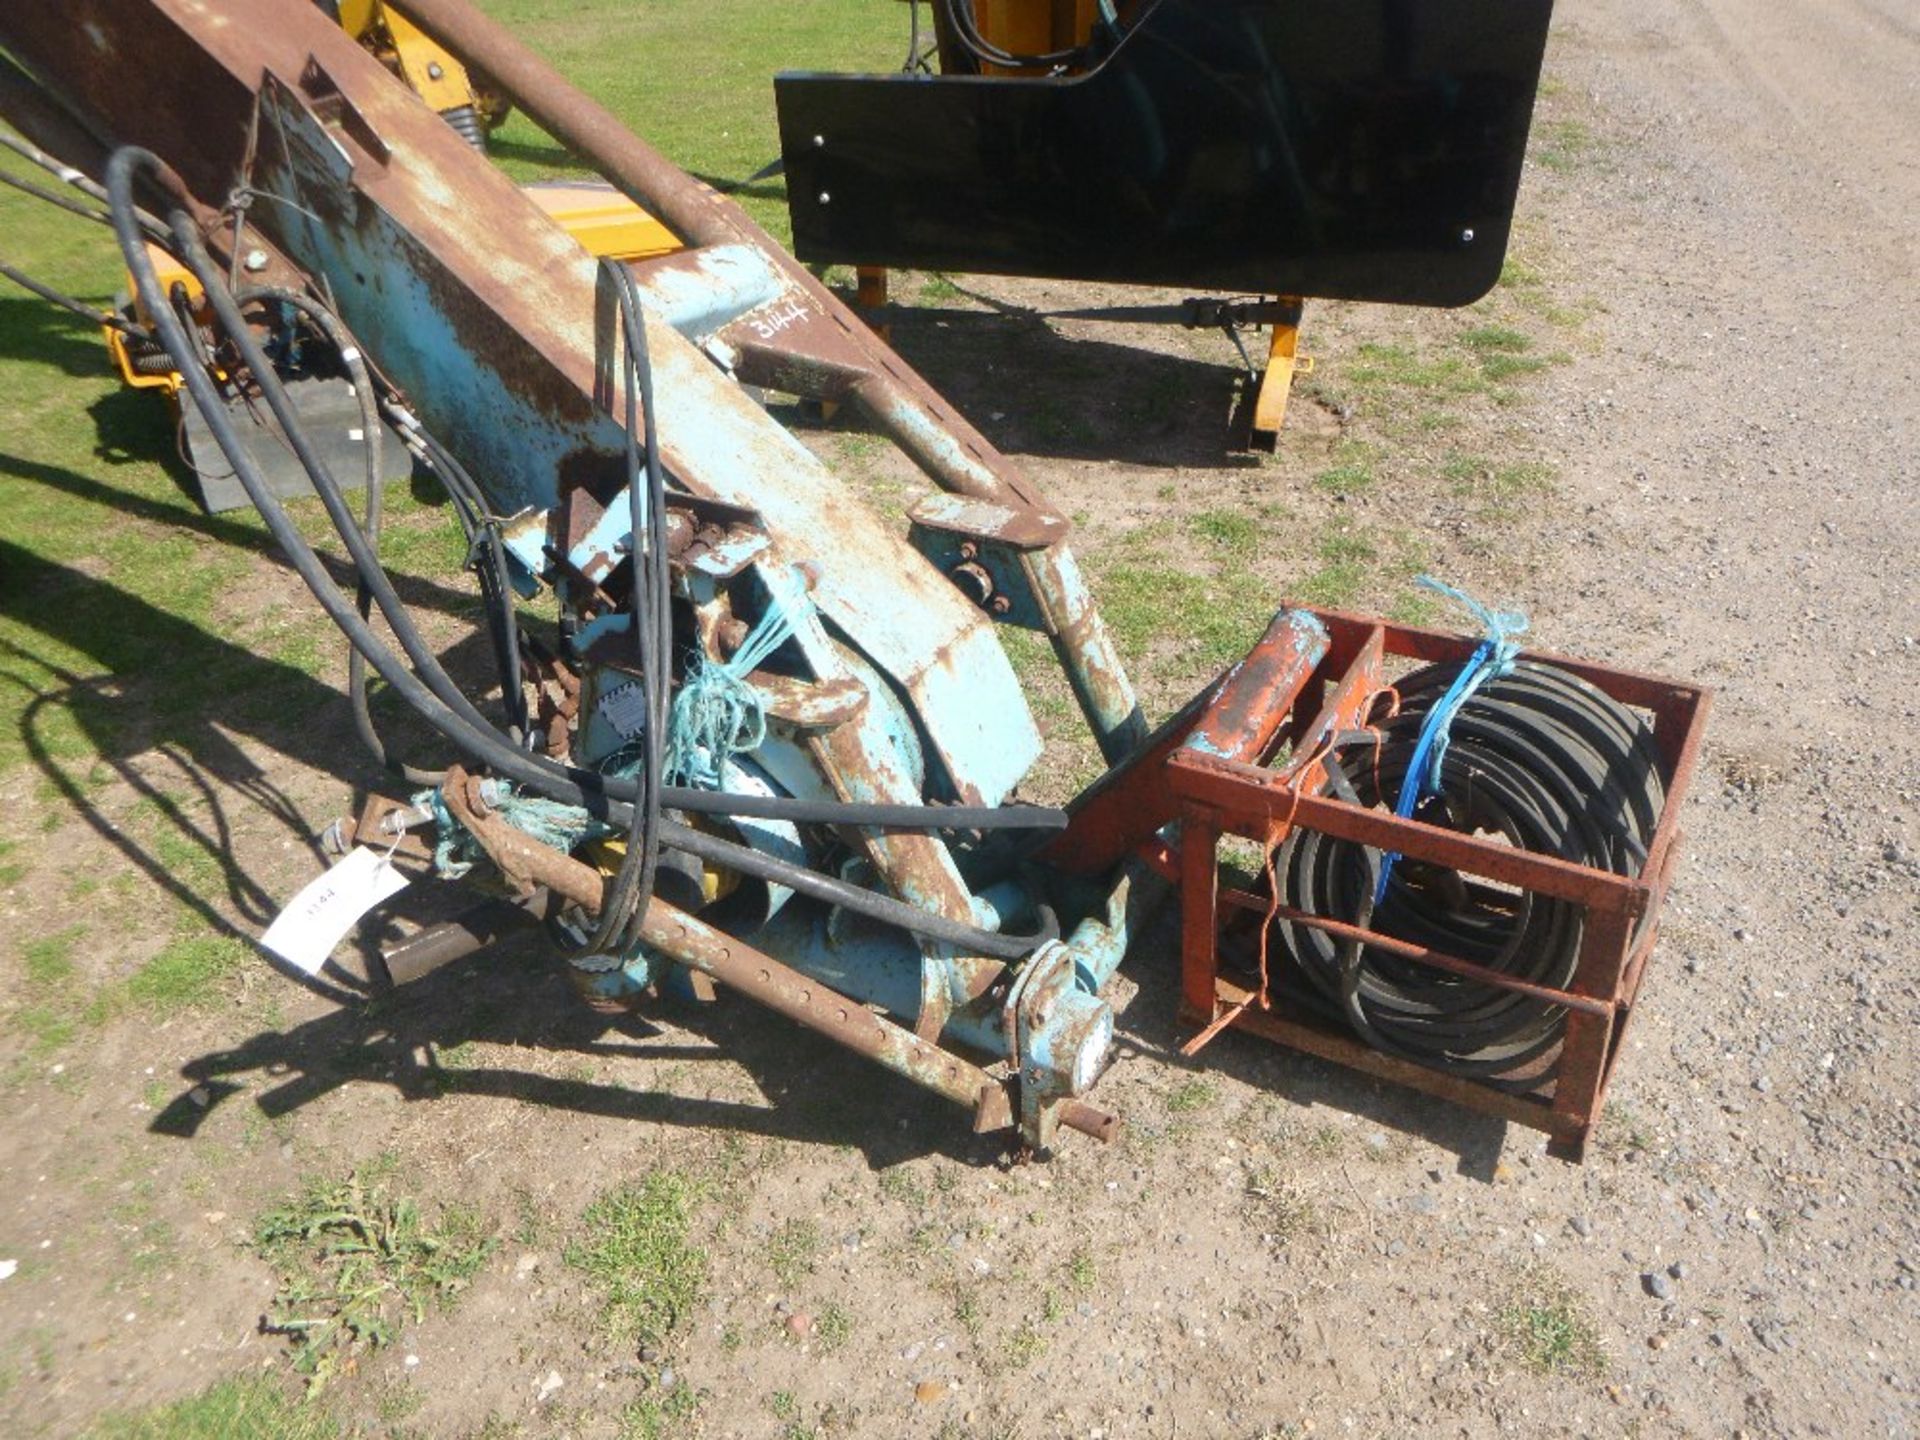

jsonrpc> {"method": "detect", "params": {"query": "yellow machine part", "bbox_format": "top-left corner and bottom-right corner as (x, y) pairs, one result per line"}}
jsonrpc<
(339, 0), (477, 113)
(970, 0), (1103, 75)
(107, 242), (200, 394)
(584, 837), (739, 906)
(521, 183), (682, 263)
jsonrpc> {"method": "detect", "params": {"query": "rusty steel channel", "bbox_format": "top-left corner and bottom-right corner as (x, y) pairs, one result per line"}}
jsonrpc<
(388, 0), (1149, 762)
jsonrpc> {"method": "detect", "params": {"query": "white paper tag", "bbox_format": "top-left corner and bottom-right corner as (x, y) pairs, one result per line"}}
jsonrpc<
(598, 682), (649, 739)
(260, 847), (410, 976)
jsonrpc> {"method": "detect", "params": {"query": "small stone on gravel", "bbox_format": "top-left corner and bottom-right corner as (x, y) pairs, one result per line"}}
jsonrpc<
(1645, 1271), (1674, 1301)
(1570, 1216), (1593, 1237)
(785, 1311), (814, 1340)
(915, 1380), (949, 1404)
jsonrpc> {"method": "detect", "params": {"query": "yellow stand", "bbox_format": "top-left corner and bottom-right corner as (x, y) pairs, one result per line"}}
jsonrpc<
(1248, 295), (1311, 452)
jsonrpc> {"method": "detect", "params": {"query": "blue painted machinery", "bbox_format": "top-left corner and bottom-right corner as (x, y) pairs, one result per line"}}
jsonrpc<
(0, 0), (1697, 1157)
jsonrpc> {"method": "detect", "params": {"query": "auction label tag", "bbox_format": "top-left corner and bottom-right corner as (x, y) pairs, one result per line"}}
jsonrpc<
(260, 847), (410, 976)
(597, 681), (649, 739)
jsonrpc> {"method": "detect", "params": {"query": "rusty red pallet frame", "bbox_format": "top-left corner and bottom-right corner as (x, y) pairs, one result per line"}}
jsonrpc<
(1160, 607), (1711, 1161)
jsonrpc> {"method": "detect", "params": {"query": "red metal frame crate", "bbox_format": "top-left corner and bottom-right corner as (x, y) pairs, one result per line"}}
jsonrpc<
(1159, 607), (1711, 1161)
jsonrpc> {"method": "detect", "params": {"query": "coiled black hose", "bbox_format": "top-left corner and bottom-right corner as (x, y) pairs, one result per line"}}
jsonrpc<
(1273, 659), (1664, 1085)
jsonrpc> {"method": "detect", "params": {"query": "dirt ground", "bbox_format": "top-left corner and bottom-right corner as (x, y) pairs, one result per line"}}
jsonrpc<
(1, 0), (1915, 1437)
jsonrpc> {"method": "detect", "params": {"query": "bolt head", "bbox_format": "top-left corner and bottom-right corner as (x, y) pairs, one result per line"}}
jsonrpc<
(427, 62), (445, 80)
(1459, 227), (1476, 244)
(243, 249), (269, 273)
(818, 191), (831, 205)
(813, 133), (825, 148)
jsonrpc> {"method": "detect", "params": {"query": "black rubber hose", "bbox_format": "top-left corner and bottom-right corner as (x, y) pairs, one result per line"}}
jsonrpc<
(662, 822), (1052, 961)
(106, 147), (1054, 962)
(411, 425), (527, 740)
(1273, 658), (1663, 1084)
(228, 283), (442, 785)
(581, 257), (668, 957)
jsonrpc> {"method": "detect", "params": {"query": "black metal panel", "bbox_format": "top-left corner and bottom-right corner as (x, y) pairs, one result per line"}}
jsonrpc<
(777, 0), (1553, 306)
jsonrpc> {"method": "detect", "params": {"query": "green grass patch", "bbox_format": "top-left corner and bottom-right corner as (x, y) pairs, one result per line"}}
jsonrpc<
(10, 925), (87, 1063)
(1459, 326), (1531, 355)
(21, 926), (82, 988)
(1534, 118), (1599, 174)
(567, 1172), (707, 1349)
(1092, 524), (1273, 681)
(126, 936), (248, 1014)
(620, 1386), (701, 1440)
(768, 1216), (821, 1288)
(1442, 453), (1557, 515)
(0, 837), (25, 887)
(1497, 1270), (1606, 1376)
(80, 1374), (339, 1440)
(1064, 1245), (1097, 1293)
(1347, 342), (1490, 400)
(917, 272), (962, 304)
(1188, 508), (1260, 561)
(1312, 440), (1377, 496)
(255, 1169), (494, 1392)
(1499, 255), (1546, 290)
(1294, 526), (1377, 610)
(814, 1301), (852, 1353)
(1165, 1078), (1217, 1114)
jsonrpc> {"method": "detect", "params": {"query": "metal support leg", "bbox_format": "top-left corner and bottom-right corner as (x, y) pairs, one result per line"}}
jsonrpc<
(1249, 295), (1306, 453)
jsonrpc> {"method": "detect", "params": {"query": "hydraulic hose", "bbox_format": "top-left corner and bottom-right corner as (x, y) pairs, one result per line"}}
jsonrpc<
(227, 283), (438, 784)
(105, 146), (1057, 963)
(1274, 659), (1663, 1084)
(113, 151), (1066, 832)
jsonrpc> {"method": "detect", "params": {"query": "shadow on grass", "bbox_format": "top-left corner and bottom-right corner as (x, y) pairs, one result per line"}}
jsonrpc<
(0, 536), (510, 996)
(0, 295), (119, 379)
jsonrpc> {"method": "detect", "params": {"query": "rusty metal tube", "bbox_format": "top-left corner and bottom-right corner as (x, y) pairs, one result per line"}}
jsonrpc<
(380, 892), (550, 985)
(397, 0), (770, 253)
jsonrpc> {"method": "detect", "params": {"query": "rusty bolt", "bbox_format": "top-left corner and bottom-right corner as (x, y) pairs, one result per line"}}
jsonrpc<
(957, 541), (978, 561)
(990, 596), (1011, 615)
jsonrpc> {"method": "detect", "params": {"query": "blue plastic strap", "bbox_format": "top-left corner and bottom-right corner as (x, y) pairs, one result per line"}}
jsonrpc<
(1373, 577), (1528, 903)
